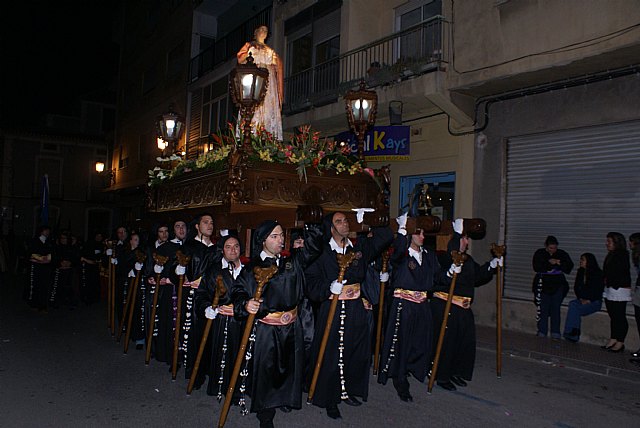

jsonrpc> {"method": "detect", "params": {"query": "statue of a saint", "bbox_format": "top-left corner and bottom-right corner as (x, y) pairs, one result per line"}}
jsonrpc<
(237, 25), (284, 140)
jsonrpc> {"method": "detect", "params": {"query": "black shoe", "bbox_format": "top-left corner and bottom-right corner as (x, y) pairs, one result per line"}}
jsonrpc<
(398, 391), (413, 402)
(259, 421), (274, 428)
(608, 344), (625, 353)
(601, 342), (616, 350)
(135, 343), (144, 350)
(450, 376), (467, 387)
(279, 406), (292, 413)
(437, 381), (456, 391)
(326, 406), (341, 419)
(343, 395), (362, 406)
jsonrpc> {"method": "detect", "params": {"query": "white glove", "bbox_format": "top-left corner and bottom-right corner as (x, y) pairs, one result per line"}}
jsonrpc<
(330, 279), (347, 295)
(453, 218), (464, 235)
(153, 264), (163, 274)
(448, 263), (462, 277)
(490, 257), (504, 269)
(497, 256), (504, 267)
(110, 258), (118, 265)
(352, 208), (374, 224)
(175, 265), (186, 276)
(396, 212), (408, 235)
(106, 249), (113, 256)
(379, 272), (390, 282)
(128, 269), (136, 278)
(220, 229), (229, 237)
(134, 262), (143, 271)
(205, 307), (219, 320)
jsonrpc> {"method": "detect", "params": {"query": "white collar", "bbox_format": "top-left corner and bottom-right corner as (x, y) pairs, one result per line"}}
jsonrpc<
(195, 236), (214, 247)
(329, 237), (353, 253)
(408, 246), (423, 265)
(170, 238), (183, 245)
(260, 250), (280, 265)
(39, 235), (47, 243)
(221, 258), (243, 278)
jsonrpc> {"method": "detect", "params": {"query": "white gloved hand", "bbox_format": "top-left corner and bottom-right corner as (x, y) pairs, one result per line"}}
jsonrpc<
(205, 307), (219, 320)
(175, 265), (186, 276)
(330, 279), (347, 295)
(379, 271), (390, 283)
(220, 229), (229, 237)
(453, 218), (464, 235)
(448, 263), (462, 277)
(497, 256), (504, 267)
(106, 249), (113, 256)
(352, 208), (375, 224)
(490, 258), (500, 269)
(110, 258), (118, 265)
(153, 264), (163, 274)
(396, 212), (408, 235)
(134, 262), (143, 271)
(128, 269), (136, 278)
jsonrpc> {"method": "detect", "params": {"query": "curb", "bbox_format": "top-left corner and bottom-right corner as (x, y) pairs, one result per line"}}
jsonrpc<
(477, 341), (640, 384)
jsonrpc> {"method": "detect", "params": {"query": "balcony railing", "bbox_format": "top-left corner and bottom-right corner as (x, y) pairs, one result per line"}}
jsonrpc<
(284, 16), (449, 115)
(189, 7), (271, 83)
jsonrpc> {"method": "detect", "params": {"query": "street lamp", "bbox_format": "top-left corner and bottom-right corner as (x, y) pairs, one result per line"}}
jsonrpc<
(94, 161), (115, 186)
(95, 161), (105, 173)
(229, 52), (269, 149)
(344, 79), (378, 162)
(156, 107), (184, 154)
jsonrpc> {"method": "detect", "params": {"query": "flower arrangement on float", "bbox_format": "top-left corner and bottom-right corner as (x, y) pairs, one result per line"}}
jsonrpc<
(147, 123), (365, 187)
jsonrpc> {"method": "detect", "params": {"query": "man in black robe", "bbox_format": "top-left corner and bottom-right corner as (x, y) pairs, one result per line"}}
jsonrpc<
(27, 225), (53, 312)
(232, 220), (322, 428)
(430, 218), (501, 391)
(305, 212), (392, 419)
(378, 213), (450, 401)
(80, 231), (104, 305)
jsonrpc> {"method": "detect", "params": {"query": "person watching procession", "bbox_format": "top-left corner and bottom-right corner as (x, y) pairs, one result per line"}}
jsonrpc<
(562, 253), (604, 343)
(305, 211), (392, 420)
(80, 231), (104, 305)
(377, 212), (450, 402)
(531, 235), (574, 339)
(231, 219), (323, 428)
(195, 232), (246, 398)
(49, 231), (75, 309)
(431, 218), (500, 391)
(602, 231), (631, 353)
(628, 233), (640, 362)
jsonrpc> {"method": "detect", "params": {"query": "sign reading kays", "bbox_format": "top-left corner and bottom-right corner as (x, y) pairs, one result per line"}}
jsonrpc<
(335, 126), (410, 161)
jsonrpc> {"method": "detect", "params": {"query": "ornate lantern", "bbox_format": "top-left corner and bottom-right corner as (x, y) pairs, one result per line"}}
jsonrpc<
(344, 79), (378, 162)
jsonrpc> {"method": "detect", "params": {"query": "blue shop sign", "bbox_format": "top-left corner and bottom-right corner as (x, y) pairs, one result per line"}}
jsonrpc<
(335, 126), (410, 161)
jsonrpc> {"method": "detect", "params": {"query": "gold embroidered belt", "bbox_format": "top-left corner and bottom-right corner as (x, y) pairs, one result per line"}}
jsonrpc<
(217, 304), (234, 317)
(329, 283), (361, 301)
(394, 288), (428, 304)
(259, 308), (298, 326)
(433, 291), (472, 309)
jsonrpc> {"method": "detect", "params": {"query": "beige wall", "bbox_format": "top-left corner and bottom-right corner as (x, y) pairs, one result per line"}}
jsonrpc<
(449, 0), (640, 92)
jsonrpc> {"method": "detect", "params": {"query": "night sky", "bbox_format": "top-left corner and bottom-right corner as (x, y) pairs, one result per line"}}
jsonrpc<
(1, 1), (121, 128)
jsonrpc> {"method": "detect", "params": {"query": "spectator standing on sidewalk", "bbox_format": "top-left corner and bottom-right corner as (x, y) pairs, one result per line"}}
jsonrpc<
(602, 232), (631, 353)
(628, 232), (640, 361)
(532, 236), (574, 339)
(562, 253), (604, 342)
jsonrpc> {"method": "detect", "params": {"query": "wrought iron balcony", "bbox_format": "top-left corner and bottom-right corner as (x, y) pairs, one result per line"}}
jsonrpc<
(284, 16), (449, 115)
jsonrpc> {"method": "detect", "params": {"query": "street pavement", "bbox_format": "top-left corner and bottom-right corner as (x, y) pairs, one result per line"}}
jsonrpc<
(1, 276), (639, 428)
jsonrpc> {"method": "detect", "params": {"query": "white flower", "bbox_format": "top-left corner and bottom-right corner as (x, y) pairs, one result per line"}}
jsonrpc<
(153, 166), (161, 171)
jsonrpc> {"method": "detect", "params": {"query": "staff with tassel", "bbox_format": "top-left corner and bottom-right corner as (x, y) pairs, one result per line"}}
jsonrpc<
(428, 250), (467, 393)
(491, 243), (506, 378)
(145, 252), (169, 365)
(373, 249), (391, 375)
(172, 250), (192, 380)
(217, 265), (278, 428)
(187, 274), (226, 395)
(307, 251), (357, 404)
(123, 249), (147, 354)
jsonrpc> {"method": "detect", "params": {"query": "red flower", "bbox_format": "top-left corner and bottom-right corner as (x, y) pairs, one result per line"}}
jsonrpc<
(312, 158), (320, 167)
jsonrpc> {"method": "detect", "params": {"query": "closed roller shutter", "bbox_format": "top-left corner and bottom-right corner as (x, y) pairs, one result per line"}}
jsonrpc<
(504, 120), (640, 301)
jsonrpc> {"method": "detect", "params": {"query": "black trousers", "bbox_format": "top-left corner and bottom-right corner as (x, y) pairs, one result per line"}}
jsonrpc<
(604, 299), (628, 341)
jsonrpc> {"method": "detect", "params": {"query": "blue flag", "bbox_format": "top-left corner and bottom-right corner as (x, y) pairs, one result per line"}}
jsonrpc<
(40, 174), (49, 226)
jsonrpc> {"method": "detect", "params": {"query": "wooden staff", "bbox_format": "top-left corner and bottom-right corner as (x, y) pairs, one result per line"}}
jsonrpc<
(307, 251), (357, 404)
(117, 270), (136, 343)
(145, 252), (169, 365)
(218, 265), (278, 428)
(428, 250), (467, 393)
(187, 274), (226, 395)
(172, 250), (192, 380)
(123, 250), (147, 354)
(491, 243), (506, 378)
(110, 257), (116, 336)
(373, 248), (391, 375)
